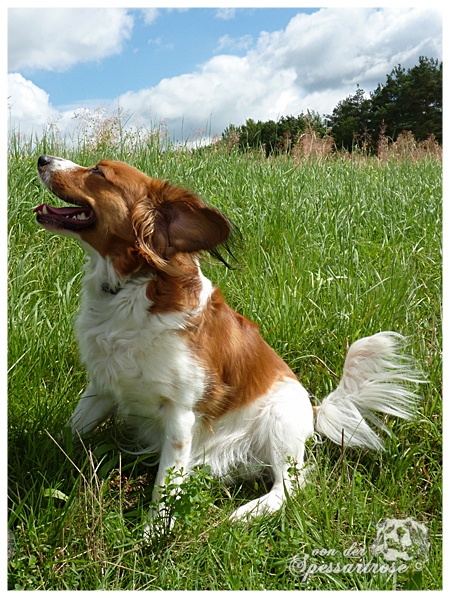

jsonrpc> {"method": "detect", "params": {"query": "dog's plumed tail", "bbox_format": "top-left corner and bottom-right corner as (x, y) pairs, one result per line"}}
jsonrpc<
(313, 332), (422, 451)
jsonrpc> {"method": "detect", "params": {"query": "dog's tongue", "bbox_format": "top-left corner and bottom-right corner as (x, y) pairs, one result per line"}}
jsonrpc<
(34, 203), (94, 227)
(34, 204), (88, 217)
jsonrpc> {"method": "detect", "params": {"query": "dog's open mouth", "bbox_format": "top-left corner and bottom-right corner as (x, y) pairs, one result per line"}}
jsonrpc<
(34, 203), (95, 231)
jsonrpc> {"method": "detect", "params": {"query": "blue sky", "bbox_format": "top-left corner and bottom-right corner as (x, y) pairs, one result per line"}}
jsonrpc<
(7, 6), (442, 143)
(26, 8), (316, 108)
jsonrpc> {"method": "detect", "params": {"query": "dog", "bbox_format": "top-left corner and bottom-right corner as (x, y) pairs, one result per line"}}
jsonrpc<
(35, 155), (420, 524)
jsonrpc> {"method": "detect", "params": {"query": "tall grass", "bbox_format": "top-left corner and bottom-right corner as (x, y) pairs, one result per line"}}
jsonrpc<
(8, 130), (442, 590)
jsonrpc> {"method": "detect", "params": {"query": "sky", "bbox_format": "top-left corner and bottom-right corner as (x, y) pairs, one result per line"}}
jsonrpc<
(7, 4), (443, 144)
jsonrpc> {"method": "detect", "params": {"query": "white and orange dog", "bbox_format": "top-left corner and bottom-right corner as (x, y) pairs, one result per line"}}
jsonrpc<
(35, 155), (419, 523)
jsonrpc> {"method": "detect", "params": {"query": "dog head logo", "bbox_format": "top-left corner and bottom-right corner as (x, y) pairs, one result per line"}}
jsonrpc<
(370, 517), (430, 564)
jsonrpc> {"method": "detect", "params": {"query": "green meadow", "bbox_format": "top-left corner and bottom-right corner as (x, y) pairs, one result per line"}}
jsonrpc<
(8, 135), (442, 590)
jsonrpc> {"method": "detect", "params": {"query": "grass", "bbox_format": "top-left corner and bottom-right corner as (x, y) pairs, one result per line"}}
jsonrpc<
(7, 134), (442, 590)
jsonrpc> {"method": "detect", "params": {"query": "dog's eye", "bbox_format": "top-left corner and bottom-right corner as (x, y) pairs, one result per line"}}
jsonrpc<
(91, 165), (104, 177)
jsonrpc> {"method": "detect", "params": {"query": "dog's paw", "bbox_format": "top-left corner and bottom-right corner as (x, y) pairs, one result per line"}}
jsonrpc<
(229, 492), (284, 522)
(229, 497), (265, 522)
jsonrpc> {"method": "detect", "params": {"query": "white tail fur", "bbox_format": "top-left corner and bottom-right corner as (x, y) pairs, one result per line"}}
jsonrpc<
(314, 332), (422, 450)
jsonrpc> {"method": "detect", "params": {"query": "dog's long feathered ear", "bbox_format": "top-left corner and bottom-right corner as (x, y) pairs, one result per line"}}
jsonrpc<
(132, 181), (231, 272)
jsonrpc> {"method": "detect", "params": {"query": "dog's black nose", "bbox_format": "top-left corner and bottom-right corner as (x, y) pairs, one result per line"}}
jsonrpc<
(38, 155), (51, 168)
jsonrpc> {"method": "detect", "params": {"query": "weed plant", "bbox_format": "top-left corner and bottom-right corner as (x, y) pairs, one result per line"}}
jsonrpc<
(8, 129), (442, 590)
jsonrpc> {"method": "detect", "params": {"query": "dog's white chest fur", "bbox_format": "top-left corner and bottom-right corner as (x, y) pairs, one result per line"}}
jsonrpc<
(75, 255), (206, 423)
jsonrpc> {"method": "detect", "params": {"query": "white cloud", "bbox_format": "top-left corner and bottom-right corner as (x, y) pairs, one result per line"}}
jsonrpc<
(7, 74), (106, 138)
(117, 53), (302, 141)
(255, 7), (442, 94)
(215, 9), (236, 21)
(7, 73), (59, 133)
(148, 37), (174, 51)
(8, 8), (134, 72)
(215, 34), (253, 53)
(141, 8), (160, 25)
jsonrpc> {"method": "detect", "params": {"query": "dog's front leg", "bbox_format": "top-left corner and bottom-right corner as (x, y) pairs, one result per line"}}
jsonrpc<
(147, 405), (196, 527)
(69, 382), (116, 437)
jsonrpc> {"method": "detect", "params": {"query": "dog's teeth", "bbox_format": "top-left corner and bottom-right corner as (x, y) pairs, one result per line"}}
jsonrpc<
(42, 205), (48, 215)
(77, 212), (87, 220)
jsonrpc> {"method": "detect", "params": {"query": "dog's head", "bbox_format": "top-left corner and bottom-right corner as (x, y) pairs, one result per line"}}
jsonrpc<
(35, 155), (231, 276)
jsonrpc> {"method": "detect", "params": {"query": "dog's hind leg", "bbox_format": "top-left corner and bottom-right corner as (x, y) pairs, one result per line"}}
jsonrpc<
(229, 378), (314, 521)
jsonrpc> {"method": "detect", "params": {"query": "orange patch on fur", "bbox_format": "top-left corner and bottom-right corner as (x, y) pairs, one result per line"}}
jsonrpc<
(145, 256), (204, 314)
(185, 288), (297, 420)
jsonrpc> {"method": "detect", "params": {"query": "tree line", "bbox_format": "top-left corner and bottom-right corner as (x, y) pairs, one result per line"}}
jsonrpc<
(222, 56), (442, 155)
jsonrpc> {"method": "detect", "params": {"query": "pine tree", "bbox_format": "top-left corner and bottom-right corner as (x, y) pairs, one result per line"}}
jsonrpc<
(370, 56), (442, 144)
